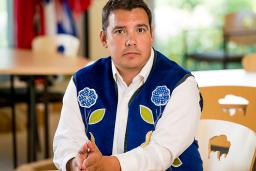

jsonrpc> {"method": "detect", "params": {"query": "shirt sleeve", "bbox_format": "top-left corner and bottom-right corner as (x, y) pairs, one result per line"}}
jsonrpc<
(53, 78), (89, 171)
(114, 76), (201, 171)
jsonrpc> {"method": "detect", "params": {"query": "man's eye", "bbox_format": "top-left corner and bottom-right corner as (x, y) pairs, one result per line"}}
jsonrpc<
(137, 28), (146, 33)
(114, 29), (125, 34)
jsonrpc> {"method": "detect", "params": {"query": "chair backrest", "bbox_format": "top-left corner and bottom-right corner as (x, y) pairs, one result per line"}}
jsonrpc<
(242, 53), (256, 72)
(224, 11), (256, 45)
(32, 34), (80, 57)
(196, 86), (256, 171)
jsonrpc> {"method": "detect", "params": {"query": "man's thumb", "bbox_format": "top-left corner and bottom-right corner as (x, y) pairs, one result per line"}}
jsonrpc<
(87, 140), (99, 153)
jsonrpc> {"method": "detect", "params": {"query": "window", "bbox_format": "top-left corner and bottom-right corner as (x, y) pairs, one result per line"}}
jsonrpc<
(153, 0), (256, 68)
(0, 0), (7, 47)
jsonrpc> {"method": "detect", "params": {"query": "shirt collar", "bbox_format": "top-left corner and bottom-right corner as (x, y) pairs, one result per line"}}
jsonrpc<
(112, 48), (154, 84)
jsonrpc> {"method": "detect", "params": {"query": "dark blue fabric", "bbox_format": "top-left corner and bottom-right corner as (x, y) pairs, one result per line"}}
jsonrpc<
(125, 51), (203, 171)
(125, 50), (190, 151)
(73, 58), (117, 155)
(73, 50), (203, 170)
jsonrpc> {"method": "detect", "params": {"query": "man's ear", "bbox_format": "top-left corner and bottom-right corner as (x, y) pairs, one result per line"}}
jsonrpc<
(150, 26), (155, 43)
(100, 31), (108, 48)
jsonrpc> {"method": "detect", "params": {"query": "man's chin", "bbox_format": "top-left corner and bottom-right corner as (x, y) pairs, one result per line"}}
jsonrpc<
(124, 63), (144, 71)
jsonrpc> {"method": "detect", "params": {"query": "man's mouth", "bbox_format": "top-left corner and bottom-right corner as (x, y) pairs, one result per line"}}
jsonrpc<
(123, 51), (140, 56)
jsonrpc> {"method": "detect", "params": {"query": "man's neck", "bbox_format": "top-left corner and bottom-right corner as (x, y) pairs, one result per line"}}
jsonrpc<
(118, 68), (140, 86)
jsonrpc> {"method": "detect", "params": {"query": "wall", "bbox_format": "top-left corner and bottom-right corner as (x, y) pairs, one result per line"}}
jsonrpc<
(88, 0), (109, 60)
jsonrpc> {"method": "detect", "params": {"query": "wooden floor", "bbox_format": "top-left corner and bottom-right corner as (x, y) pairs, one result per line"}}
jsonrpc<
(0, 104), (61, 171)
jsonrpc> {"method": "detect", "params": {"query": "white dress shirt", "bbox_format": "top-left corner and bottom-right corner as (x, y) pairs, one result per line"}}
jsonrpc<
(53, 49), (201, 171)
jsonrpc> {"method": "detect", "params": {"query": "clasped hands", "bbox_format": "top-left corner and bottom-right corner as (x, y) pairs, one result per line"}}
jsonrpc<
(68, 140), (120, 171)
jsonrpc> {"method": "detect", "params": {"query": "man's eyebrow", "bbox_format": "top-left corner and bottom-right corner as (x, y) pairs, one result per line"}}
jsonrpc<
(112, 26), (126, 30)
(136, 24), (149, 29)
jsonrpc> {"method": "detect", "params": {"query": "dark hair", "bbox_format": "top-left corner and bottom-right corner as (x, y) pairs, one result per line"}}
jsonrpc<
(102, 0), (152, 31)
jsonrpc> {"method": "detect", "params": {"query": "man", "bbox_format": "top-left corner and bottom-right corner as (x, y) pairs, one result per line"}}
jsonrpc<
(53, 0), (203, 170)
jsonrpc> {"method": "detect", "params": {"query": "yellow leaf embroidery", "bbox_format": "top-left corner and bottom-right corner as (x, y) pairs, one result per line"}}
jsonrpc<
(172, 157), (182, 167)
(88, 108), (105, 125)
(140, 131), (152, 148)
(89, 132), (95, 143)
(140, 105), (154, 124)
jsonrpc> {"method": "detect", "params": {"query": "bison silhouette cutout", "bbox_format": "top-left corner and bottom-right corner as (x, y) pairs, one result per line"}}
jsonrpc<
(208, 135), (231, 160)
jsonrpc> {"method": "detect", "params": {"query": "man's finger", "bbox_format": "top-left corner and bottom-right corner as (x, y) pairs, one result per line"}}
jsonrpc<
(84, 141), (103, 168)
(84, 166), (96, 171)
(79, 143), (89, 154)
(84, 152), (98, 167)
(87, 140), (100, 153)
(75, 143), (90, 170)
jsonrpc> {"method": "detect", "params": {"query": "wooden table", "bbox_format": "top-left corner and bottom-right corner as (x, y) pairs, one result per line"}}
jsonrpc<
(0, 48), (88, 75)
(0, 48), (88, 165)
(192, 69), (256, 87)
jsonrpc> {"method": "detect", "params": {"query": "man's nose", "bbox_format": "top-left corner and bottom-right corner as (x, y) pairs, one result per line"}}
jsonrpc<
(125, 32), (137, 47)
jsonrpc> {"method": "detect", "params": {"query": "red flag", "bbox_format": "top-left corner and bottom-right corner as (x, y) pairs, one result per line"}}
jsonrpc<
(14, 0), (45, 48)
(67, 0), (92, 18)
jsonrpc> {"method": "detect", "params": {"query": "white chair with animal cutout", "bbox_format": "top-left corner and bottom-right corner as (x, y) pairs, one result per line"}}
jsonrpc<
(31, 34), (80, 88)
(196, 86), (256, 171)
(32, 34), (80, 159)
(32, 34), (80, 58)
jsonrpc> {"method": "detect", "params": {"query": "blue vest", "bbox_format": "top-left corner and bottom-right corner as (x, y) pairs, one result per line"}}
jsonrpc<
(73, 50), (203, 171)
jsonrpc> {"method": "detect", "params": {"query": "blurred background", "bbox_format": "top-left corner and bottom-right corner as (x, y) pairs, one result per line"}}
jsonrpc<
(0, 0), (256, 170)
(1, 0), (256, 69)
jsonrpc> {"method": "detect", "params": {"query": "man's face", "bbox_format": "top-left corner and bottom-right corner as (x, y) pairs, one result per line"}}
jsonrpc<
(100, 8), (153, 74)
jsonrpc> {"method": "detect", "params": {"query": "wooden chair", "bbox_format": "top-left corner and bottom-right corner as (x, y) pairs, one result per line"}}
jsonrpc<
(184, 11), (256, 69)
(31, 33), (80, 101)
(15, 158), (57, 171)
(242, 53), (256, 72)
(30, 34), (80, 159)
(32, 34), (80, 57)
(0, 34), (80, 167)
(196, 86), (256, 171)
